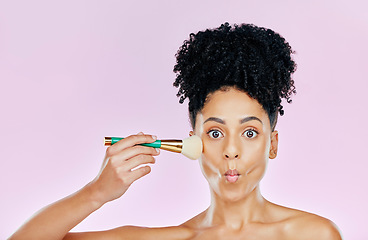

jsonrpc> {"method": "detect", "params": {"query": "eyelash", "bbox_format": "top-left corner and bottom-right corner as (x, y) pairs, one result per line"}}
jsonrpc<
(244, 128), (259, 139)
(207, 129), (223, 139)
(206, 128), (259, 139)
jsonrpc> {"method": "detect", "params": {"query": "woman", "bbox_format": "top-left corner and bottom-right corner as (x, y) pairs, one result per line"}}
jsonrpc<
(9, 23), (342, 240)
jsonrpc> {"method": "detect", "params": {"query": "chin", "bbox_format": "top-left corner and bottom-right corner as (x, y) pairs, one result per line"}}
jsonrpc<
(215, 182), (252, 202)
(218, 189), (248, 202)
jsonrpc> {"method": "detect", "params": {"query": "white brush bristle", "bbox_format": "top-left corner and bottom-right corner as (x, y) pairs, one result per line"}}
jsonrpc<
(181, 135), (203, 160)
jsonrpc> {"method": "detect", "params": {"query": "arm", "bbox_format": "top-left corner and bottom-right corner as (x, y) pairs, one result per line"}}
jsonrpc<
(9, 184), (102, 240)
(9, 133), (160, 240)
(64, 226), (195, 240)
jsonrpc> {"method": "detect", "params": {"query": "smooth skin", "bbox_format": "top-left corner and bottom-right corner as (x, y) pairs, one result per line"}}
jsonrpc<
(9, 88), (342, 240)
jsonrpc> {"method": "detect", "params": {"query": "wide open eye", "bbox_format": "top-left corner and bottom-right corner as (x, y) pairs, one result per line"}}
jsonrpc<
(207, 129), (223, 139)
(243, 129), (258, 139)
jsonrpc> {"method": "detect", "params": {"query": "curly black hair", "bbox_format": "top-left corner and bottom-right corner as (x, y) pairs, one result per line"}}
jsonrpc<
(173, 22), (296, 130)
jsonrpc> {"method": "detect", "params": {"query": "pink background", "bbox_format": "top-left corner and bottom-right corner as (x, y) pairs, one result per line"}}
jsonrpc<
(1, 1), (367, 239)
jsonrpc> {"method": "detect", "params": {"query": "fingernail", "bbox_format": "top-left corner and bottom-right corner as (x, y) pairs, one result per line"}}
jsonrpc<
(138, 132), (144, 135)
(155, 148), (160, 153)
(152, 135), (157, 140)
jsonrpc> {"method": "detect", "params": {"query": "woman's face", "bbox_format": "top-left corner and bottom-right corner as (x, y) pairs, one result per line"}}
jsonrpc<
(192, 88), (278, 202)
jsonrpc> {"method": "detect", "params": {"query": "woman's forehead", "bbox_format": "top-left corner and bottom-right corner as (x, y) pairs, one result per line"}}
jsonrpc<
(201, 88), (268, 119)
(192, 88), (272, 135)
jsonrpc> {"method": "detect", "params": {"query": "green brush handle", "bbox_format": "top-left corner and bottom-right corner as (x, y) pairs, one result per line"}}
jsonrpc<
(110, 137), (162, 148)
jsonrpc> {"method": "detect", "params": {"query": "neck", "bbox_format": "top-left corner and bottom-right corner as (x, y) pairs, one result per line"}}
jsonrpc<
(202, 186), (268, 230)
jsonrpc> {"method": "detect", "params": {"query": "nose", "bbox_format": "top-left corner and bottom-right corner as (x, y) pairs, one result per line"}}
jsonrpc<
(223, 136), (240, 160)
(225, 154), (239, 159)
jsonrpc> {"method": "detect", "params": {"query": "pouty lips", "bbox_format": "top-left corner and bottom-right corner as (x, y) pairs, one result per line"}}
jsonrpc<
(225, 169), (240, 183)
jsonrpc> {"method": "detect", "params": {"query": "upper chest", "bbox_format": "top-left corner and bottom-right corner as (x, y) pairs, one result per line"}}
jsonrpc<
(188, 223), (289, 240)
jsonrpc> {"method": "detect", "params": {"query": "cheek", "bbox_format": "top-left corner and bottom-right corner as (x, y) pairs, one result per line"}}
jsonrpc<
(198, 152), (224, 194)
(246, 136), (270, 157)
(198, 139), (224, 180)
(240, 138), (270, 171)
(243, 139), (270, 180)
(200, 143), (220, 171)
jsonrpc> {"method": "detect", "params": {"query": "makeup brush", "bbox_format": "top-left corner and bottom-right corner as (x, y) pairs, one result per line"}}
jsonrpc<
(104, 135), (203, 160)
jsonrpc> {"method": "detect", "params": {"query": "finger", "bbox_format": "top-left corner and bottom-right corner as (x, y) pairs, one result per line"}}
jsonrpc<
(127, 165), (152, 184)
(106, 134), (157, 156)
(116, 134), (157, 149)
(109, 146), (159, 167)
(122, 154), (156, 172)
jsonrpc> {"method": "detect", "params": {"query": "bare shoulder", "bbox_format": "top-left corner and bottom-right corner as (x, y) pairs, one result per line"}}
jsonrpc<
(273, 204), (342, 240)
(287, 212), (342, 240)
(64, 225), (195, 240)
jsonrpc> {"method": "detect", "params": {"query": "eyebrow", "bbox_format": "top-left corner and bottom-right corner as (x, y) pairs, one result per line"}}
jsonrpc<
(203, 117), (225, 125)
(240, 116), (263, 125)
(203, 116), (263, 125)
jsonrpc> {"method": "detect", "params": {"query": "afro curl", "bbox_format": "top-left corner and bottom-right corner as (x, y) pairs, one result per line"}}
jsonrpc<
(173, 22), (297, 130)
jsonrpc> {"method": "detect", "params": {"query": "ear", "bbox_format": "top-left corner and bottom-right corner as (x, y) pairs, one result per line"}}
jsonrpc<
(269, 130), (278, 159)
(189, 131), (193, 136)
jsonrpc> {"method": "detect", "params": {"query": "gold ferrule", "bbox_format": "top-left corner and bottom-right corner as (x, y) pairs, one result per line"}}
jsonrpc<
(104, 137), (112, 146)
(159, 140), (183, 153)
